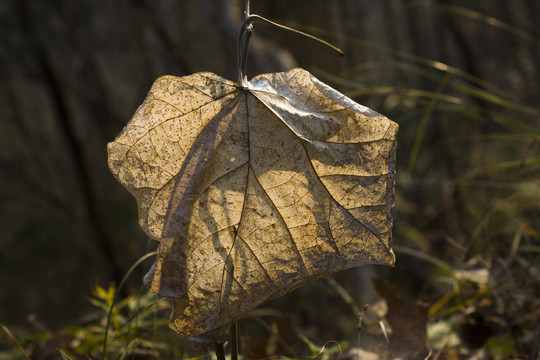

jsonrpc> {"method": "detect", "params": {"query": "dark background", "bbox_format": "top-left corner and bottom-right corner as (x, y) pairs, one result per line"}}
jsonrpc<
(1, 0), (539, 354)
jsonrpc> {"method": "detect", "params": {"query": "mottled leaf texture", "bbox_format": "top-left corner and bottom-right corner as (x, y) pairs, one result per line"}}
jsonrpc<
(107, 68), (398, 349)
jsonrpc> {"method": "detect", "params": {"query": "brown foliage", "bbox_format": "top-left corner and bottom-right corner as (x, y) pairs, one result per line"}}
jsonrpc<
(108, 68), (398, 347)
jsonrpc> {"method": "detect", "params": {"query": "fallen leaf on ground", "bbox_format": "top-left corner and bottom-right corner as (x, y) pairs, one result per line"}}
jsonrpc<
(107, 68), (398, 348)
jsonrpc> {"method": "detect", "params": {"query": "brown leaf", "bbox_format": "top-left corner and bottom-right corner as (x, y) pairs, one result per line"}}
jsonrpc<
(374, 281), (430, 359)
(107, 68), (398, 348)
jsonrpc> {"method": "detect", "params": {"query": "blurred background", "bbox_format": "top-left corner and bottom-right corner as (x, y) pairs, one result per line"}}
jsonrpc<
(1, 0), (539, 358)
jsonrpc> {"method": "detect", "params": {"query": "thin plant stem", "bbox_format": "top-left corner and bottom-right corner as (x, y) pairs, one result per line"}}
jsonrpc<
(244, 0), (250, 18)
(0, 323), (30, 360)
(231, 321), (239, 360)
(356, 305), (368, 360)
(236, 10), (344, 84)
(247, 14), (344, 56)
(237, 0), (253, 83)
(215, 341), (226, 360)
(237, 20), (253, 84)
(101, 251), (157, 359)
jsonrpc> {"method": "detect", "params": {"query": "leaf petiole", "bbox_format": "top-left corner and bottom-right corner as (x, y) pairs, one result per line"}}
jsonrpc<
(231, 321), (239, 360)
(236, 4), (344, 84)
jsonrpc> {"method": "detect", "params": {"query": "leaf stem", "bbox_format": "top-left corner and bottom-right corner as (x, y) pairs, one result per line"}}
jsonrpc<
(244, 0), (250, 18)
(231, 321), (239, 360)
(236, 5), (344, 85)
(237, 18), (253, 85)
(237, 0), (252, 84)
(215, 341), (226, 360)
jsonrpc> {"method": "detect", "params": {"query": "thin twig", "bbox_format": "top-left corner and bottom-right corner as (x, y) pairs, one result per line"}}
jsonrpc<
(247, 14), (344, 56)
(237, 20), (253, 84)
(231, 321), (239, 360)
(215, 341), (226, 360)
(244, 0), (250, 18)
(356, 305), (368, 360)
(237, 0), (253, 84)
(236, 9), (344, 84)
(0, 323), (30, 360)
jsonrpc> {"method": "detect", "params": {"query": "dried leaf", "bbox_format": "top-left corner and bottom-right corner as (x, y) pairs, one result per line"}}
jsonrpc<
(107, 68), (398, 348)
(374, 281), (430, 359)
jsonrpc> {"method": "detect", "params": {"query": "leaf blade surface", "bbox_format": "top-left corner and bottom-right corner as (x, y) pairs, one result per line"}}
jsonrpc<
(107, 68), (398, 348)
